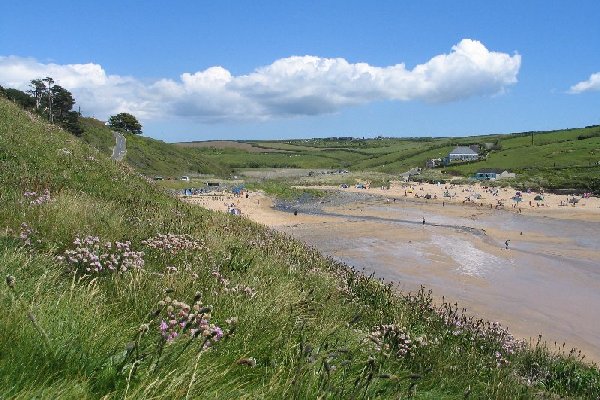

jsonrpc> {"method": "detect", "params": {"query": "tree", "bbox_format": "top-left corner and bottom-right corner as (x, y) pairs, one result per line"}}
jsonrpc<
(1, 86), (35, 109)
(49, 85), (75, 121)
(61, 110), (83, 136)
(4, 77), (81, 135)
(108, 112), (143, 135)
(26, 77), (82, 135)
(28, 79), (46, 111)
(42, 77), (55, 122)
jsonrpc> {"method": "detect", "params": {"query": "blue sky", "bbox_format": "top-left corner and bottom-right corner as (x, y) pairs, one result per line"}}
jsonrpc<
(1, 1), (599, 142)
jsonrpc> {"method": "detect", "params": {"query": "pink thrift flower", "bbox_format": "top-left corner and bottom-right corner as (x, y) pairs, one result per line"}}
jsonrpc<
(159, 320), (168, 332)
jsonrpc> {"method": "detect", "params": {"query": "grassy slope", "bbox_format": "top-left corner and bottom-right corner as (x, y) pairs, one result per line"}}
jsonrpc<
(445, 128), (600, 191)
(1, 98), (599, 398)
(79, 117), (229, 178)
(447, 128), (600, 173)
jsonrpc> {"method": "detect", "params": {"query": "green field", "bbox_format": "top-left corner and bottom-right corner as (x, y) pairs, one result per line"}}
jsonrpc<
(3, 94), (599, 398)
(194, 129), (600, 192)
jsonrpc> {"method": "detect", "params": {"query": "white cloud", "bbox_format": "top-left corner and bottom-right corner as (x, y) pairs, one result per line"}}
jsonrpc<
(0, 39), (521, 122)
(569, 72), (600, 94)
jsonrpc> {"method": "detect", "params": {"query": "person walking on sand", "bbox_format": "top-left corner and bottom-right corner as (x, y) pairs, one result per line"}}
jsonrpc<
(505, 239), (510, 250)
(422, 217), (425, 225)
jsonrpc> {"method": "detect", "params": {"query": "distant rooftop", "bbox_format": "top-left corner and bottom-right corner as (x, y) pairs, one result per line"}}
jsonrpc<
(476, 168), (506, 174)
(449, 146), (478, 155)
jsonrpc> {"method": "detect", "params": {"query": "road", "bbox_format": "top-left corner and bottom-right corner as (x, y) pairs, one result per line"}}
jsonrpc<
(111, 131), (126, 161)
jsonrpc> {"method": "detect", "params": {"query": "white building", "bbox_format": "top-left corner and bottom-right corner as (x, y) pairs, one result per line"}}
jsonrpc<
(444, 146), (479, 164)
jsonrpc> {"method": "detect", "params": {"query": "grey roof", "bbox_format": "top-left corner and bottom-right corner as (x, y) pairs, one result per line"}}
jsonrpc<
(449, 146), (478, 155)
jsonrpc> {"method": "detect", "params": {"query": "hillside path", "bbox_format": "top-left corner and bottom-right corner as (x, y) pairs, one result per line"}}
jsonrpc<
(111, 131), (126, 161)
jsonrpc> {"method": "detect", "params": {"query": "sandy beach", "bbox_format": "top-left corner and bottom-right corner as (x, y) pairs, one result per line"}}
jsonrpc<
(184, 181), (600, 362)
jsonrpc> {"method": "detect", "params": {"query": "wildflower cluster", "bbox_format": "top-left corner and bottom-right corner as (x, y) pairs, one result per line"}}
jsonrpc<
(23, 189), (52, 205)
(367, 324), (423, 358)
(17, 222), (37, 246)
(142, 233), (204, 254)
(58, 236), (145, 274)
(157, 293), (224, 347)
(212, 269), (256, 298)
(435, 301), (526, 367)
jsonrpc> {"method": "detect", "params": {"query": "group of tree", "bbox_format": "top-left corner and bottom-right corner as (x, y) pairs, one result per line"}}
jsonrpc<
(1, 78), (142, 137)
(0, 77), (82, 136)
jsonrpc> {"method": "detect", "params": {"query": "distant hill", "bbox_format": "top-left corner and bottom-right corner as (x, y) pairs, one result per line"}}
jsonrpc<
(79, 117), (229, 177)
(176, 128), (600, 192)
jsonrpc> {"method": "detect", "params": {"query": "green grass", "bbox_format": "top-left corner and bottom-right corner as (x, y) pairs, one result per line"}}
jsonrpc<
(124, 134), (230, 177)
(77, 117), (229, 178)
(1, 97), (600, 398)
(443, 127), (600, 192)
(80, 117), (116, 155)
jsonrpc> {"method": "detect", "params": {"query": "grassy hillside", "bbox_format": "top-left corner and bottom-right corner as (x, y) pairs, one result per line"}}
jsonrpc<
(79, 117), (229, 178)
(1, 97), (599, 398)
(183, 128), (600, 192)
(443, 128), (600, 192)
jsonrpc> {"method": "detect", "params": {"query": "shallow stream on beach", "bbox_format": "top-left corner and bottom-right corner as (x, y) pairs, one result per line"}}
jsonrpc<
(277, 197), (600, 362)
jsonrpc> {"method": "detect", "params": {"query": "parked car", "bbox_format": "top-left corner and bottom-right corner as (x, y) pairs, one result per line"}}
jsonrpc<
(181, 176), (190, 181)
(154, 176), (163, 181)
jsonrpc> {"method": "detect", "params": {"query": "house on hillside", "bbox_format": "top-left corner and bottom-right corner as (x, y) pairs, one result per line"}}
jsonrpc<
(449, 146), (479, 161)
(475, 168), (516, 180)
(469, 144), (480, 153)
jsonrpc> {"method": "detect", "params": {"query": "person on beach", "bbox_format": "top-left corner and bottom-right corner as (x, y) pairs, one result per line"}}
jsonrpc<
(422, 217), (425, 225)
(505, 240), (510, 250)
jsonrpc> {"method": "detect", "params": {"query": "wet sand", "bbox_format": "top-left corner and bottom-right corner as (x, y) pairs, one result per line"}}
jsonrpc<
(184, 185), (600, 363)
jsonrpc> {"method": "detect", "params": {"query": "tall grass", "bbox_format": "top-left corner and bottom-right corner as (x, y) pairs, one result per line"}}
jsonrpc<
(1, 98), (599, 398)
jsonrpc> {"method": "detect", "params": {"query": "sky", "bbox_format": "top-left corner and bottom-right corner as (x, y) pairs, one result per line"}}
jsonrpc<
(1, 1), (599, 142)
